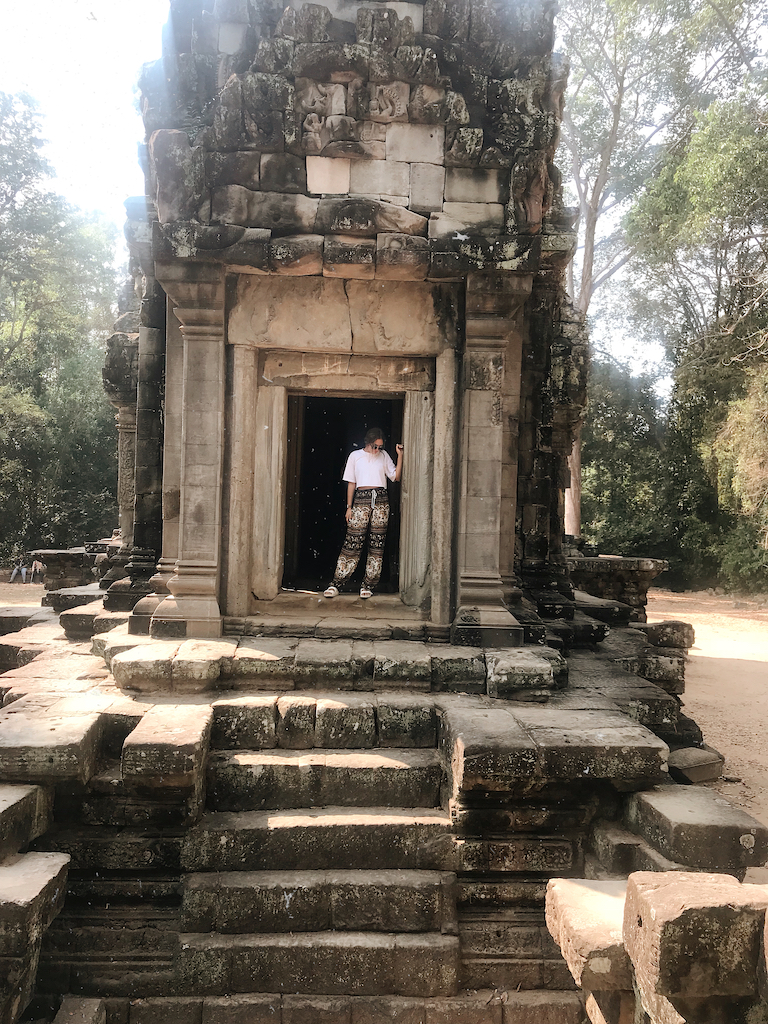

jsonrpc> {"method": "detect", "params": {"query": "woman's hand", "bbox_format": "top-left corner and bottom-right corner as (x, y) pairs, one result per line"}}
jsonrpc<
(345, 507), (353, 522)
(396, 444), (404, 455)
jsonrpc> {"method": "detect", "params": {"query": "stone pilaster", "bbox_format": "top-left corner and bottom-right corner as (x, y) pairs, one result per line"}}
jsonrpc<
(452, 274), (526, 647)
(151, 263), (226, 638)
(429, 347), (459, 639)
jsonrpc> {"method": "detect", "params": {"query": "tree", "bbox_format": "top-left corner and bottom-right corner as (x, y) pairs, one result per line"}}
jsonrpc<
(556, 0), (767, 531)
(0, 92), (119, 561)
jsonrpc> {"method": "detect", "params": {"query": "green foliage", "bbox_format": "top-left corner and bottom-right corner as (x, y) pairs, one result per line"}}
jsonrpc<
(0, 92), (118, 561)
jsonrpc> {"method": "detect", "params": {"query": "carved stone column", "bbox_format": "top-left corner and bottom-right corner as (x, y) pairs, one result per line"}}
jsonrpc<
(101, 330), (138, 589)
(429, 347), (459, 638)
(151, 263), (226, 638)
(452, 274), (526, 647)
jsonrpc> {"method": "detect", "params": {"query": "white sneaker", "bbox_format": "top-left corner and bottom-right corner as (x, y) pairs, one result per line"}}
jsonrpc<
(323, 585), (339, 598)
(360, 587), (372, 599)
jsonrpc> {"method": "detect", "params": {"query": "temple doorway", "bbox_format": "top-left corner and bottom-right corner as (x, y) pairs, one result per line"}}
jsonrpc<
(283, 394), (404, 593)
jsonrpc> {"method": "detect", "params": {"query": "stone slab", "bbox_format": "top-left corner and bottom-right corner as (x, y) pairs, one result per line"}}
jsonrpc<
(485, 649), (555, 698)
(111, 643), (182, 691)
(545, 878), (632, 991)
(315, 696), (377, 748)
(0, 851), (70, 955)
(177, 931), (459, 997)
(121, 705), (213, 787)
(623, 871), (768, 1000)
(182, 868), (453, 935)
(0, 713), (103, 783)
(182, 807), (456, 872)
(376, 694), (437, 748)
(0, 784), (52, 860)
(53, 998), (106, 1024)
(172, 640), (239, 687)
(207, 748), (443, 810)
(624, 786), (768, 870)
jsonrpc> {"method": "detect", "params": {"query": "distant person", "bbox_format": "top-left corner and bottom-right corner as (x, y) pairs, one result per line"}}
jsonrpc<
(324, 427), (403, 600)
(9, 557), (28, 583)
(31, 559), (44, 584)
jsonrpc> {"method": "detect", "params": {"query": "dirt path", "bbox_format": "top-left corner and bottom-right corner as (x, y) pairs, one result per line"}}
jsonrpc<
(647, 588), (768, 876)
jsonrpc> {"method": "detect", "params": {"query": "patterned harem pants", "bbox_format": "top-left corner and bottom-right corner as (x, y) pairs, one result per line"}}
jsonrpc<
(331, 487), (390, 590)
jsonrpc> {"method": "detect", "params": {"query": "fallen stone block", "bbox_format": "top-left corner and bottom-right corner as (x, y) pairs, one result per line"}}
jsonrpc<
(667, 745), (724, 784)
(634, 621), (695, 650)
(0, 851), (70, 955)
(0, 785), (53, 860)
(624, 786), (768, 871)
(623, 871), (768, 1005)
(545, 878), (632, 991)
(589, 822), (687, 878)
(0, 713), (103, 784)
(122, 705), (213, 788)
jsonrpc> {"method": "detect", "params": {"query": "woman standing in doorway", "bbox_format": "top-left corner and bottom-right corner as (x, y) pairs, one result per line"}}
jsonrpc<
(324, 427), (404, 599)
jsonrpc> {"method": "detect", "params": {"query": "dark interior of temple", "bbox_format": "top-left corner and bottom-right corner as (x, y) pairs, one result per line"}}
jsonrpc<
(283, 394), (404, 591)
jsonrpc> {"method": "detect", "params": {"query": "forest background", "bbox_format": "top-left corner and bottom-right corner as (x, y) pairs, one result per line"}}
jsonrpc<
(1, 0), (768, 590)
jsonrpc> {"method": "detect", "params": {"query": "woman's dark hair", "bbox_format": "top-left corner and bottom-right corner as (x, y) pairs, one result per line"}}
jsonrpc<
(364, 426), (385, 446)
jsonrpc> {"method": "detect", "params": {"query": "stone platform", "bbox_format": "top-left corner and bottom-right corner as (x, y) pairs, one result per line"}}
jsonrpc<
(0, 594), (763, 1024)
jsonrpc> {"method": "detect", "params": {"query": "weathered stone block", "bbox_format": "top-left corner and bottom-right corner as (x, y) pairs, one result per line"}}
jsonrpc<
(229, 638), (297, 682)
(307, 156), (351, 195)
(202, 995), (281, 1024)
(375, 234), (429, 280)
(270, 234), (324, 275)
(315, 198), (427, 236)
(374, 642), (431, 684)
(438, 702), (537, 797)
(444, 169), (507, 205)
(0, 851), (69, 956)
(211, 696), (278, 749)
(283, 996), (351, 1024)
(623, 871), (768, 999)
(111, 642), (181, 690)
(376, 695), (437, 748)
(545, 878), (632, 991)
(211, 187), (319, 234)
(129, 998), (202, 1024)
(294, 640), (358, 684)
(323, 235), (376, 279)
(0, 714), (103, 784)
(624, 786), (768, 870)
(0, 784), (52, 858)
(410, 164), (445, 213)
(315, 696), (376, 748)
(351, 996), (425, 1024)
(429, 204), (505, 238)
(350, 160), (410, 197)
(172, 639), (238, 688)
(121, 705), (213, 787)
(259, 153), (307, 193)
(277, 695), (317, 748)
(485, 649), (554, 697)
(149, 130), (205, 224)
(635, 621), (695, 649)
(387, 124), (445, 164)
(53, 998), (106, 1024)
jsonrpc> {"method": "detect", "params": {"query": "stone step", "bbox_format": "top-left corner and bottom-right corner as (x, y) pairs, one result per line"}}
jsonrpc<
(0, 607), (39, 637)
(42, 583), (103, 613)
(91, 609), (130, 636)
(60, 600), (105, 640)
(208, 748), (444, 811)
(122, 704), (213, 790)
(175, 930), (460, 997)
(211, 692), (438, 750)
(0, 784), (52, 859)
(0, 851), (70, 955)
(72, 992), (585, 1024)
(0, 710), (104, 784)
(182, 807), (455, 872)
(182, 869), (457, 935)
(459, 953), (576, 992)
(624, 784), (768, 873)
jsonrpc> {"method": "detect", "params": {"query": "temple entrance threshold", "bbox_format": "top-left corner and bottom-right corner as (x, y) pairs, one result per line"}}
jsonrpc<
(283, 394), (404, 594)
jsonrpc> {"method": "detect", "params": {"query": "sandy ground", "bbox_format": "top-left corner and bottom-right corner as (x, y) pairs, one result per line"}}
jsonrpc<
(0, 582), (46, 606)
(648, 588), (768, 878)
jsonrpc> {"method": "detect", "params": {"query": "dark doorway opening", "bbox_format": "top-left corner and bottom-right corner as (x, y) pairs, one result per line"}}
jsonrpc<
(284, 395), (404, 592)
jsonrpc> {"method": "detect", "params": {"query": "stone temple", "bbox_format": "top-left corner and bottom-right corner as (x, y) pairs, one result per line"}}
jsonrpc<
(0, 3), (766, 1024)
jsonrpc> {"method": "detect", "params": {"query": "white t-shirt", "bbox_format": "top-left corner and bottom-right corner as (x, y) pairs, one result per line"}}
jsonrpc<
(343, 448), (397, 488)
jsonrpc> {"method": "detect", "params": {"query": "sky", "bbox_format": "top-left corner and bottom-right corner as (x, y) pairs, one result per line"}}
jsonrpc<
(0, 0), (169, 236)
